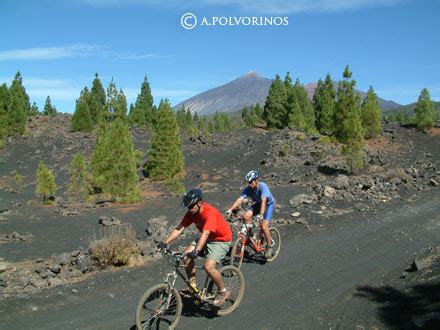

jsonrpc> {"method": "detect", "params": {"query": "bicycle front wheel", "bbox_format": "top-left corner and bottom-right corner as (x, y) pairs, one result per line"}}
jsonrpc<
(135, 283), (182, 330)
(230, 235), (245, 269)
(261, 227), (281, 262)
(207, 265), (245, 316)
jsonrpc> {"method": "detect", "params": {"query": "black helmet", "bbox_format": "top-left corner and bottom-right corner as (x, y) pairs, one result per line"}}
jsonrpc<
(245, 170), (259, 183)
(181, 189), (203, 207)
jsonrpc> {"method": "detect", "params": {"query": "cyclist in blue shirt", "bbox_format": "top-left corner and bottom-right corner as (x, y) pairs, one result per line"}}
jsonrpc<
(226, 170), (275, 257)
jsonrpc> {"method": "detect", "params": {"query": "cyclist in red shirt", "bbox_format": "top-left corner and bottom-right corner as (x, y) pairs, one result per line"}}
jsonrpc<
(158, 189), (233, 306)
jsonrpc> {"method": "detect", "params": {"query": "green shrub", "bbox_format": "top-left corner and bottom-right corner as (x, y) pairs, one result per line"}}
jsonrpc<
(13, 173), (25, 189)
(279, 143), (290, 157)
(35, 160), (57, 203)
(296, 133), (305, 141)
(318, 135), (338, 145)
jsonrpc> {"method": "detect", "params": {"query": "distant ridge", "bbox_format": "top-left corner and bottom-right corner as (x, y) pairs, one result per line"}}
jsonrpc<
(174, 72), (402, 115)
(174, 72), (272, 115)
(384, 100), (440, 115)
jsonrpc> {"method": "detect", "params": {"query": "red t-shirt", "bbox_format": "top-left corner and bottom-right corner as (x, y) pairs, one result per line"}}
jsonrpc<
(181, 202), (232, 242)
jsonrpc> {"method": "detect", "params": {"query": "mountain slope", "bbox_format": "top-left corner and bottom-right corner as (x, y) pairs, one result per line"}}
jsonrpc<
(384, 100), (440, 115)
(174, 72), (402, 115)
(174, 71), (271, 115)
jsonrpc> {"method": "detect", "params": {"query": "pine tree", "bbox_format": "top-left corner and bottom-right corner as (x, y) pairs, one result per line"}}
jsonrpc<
(208, 121), (214, 134)
(185, 109), (193, 128)
(0, 83), (9, 140)
(30, 102), (39, 115)
(176, 105), (193, 133)
(104, 79), (126, 121)
(128, 103), (135, 123)
(314, 74), (336, 135)
(293, 79), (316, 133)
(13, 72), (31, 115)
(193, 112), (199, 123)
(43, 96), (57, 116)
(7, 72), (29, 136)
(253, 103), (264, 125)
(414, 88), (435, 130)
(361, 86), (382, 139)
(90, 119), (141, 202)
(90, 73), (106, 124)
(263, 74), (287, 129)
(71, 87), (93, 132)
(335, 66), (365, 171)
(90, 122), (110, 190)
(35, 160), (57, 203)
(242, 106), (250, 126)
(104, 118), (140, 201)
(288, 99), (305, 129)
(176, 106), (197, 136)
(221, 113), (232, 131)
(147, 99), (185, 193)
(67, 154), (92, 202)
(213, 112), (223, 131)
(129, 76), (154, 128)
(117, 89), (127, 119)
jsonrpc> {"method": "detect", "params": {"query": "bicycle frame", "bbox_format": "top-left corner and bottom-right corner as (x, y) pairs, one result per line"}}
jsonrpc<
(163, 252), (216, 304)
(236, 222), (266, 254)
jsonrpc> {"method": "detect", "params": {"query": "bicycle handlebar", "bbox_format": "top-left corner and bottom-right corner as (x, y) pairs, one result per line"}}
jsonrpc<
(161, 248), (204, 265)
(228, 212), (260, 227)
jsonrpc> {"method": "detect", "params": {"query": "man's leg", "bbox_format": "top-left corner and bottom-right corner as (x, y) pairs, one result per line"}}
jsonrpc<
(261, 219), (272, 247)
(204, 242), (232, 306)
(183, 244), (196, 283)
(204, 258), (231, 306)
(262, 203), (274, 257)
(243, 209), (253, 225)
(204, 258), (224, 290)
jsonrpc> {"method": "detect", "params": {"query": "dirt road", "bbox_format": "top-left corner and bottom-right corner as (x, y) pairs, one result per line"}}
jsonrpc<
(2, 187), (439, 329)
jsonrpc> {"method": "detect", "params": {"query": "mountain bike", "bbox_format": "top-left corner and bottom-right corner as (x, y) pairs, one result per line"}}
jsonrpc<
(229, 213), (281, 269)
(135, 248), (245, 329)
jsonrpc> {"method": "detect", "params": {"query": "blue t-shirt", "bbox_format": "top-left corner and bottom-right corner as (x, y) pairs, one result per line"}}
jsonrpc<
(241, 181), (274, 206)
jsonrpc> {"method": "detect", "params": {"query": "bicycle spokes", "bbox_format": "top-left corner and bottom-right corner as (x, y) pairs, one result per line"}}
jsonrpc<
(140, 287), (179, 329)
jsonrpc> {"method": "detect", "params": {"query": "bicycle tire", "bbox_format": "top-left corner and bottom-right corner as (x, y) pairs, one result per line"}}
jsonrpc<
(261, 227), (281, 262)
(135, 283), (182, 330)
(207, 265), (245, 316)
(230, 235), (245, 269)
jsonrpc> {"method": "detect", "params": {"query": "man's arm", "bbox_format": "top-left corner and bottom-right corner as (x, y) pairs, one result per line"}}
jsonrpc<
(162, 223), (185, 245)
(259, 197), (268, 218)
(194, 230), (210, 251)
(229, 196), (245, 211)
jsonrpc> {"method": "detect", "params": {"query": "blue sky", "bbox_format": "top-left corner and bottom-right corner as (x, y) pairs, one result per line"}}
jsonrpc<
(0, 0), (439, 113)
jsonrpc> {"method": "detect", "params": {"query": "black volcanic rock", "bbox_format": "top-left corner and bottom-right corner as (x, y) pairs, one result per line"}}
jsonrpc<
(174, 72), (401, 115)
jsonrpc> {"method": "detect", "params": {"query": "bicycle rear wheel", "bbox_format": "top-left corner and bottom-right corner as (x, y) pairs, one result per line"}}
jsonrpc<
(135, 283), (182, 330)
(207, 265), (245, 316)
(230, 235), (245, 269)
(261, 227), (281, 262)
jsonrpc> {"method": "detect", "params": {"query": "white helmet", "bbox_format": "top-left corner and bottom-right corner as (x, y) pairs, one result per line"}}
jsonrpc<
(245, 170), (259, 183)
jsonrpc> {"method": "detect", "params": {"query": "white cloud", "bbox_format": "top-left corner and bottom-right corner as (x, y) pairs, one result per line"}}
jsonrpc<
(0, 44), (102, 61)
(80, 0), (404, 14)
(124, 87), (196, 101)
(108, 51), (160, 60)
(0, 76), (82, 102)
(0, 45), (161, 62)
(203, 0), (404, 14)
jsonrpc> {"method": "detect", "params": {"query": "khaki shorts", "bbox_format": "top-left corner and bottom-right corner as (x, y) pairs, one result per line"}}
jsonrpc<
(191, 240), (232, 264)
